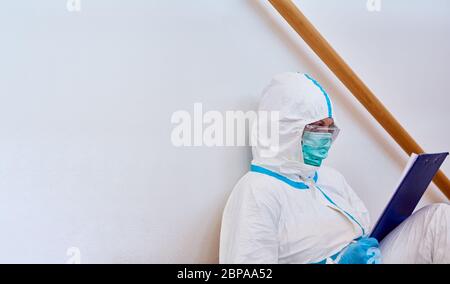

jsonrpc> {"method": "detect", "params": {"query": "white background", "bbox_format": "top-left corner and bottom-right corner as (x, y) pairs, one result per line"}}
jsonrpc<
(0, 0), (448, 263)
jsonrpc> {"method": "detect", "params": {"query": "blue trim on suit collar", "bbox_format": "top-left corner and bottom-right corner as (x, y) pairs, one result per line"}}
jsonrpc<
(250, 164), (318, 190)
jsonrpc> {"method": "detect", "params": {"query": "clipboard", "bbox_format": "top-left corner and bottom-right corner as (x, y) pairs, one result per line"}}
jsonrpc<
(370, 152), (449, 242)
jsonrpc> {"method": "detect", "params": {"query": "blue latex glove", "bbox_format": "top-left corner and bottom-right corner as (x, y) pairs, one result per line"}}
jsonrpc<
(336, 237), (382, 264)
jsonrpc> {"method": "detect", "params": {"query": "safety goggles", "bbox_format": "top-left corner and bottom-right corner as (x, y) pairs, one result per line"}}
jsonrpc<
(304, 124), (341, 142)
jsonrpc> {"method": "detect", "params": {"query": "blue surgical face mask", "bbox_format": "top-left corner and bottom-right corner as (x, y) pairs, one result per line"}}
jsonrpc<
(302, 131), (333, 167)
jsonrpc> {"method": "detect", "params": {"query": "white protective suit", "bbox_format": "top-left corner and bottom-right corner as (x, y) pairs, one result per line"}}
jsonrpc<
(219, 72), (450, 264)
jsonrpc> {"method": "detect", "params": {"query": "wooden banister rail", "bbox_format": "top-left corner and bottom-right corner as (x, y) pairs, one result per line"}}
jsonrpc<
(268, 0), (450, 199)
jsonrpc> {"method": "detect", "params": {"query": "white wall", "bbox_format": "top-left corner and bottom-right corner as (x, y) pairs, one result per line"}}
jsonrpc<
(0, 0), (448, 263)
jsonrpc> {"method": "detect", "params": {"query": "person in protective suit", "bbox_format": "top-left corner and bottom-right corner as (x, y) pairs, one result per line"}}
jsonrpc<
(219, 72), (450, 264)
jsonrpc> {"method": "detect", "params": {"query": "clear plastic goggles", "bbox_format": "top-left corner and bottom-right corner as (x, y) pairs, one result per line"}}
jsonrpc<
(304, 124), (341, 142)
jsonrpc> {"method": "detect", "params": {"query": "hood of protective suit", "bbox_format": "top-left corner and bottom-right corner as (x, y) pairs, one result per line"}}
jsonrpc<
(252, 72), (335, 181)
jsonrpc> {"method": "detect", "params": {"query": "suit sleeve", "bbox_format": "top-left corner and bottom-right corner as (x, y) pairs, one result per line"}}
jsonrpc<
(219, 185), (280, 264)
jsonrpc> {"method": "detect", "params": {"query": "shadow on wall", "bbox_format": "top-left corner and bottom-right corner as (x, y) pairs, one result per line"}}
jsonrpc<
(246, 0), (444, 202)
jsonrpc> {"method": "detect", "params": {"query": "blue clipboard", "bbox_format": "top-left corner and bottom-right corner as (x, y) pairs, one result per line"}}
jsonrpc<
(370, 152), (449, 242)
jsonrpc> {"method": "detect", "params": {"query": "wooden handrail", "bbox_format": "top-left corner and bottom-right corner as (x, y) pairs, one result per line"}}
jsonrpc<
(268, 0), (450, 199)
